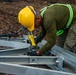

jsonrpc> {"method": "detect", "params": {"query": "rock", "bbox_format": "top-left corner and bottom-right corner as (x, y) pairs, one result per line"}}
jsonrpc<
(64, 21), (76, 53)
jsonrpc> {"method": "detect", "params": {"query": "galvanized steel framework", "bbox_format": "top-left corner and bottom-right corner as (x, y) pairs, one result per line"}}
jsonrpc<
(0, 37), (76, 75)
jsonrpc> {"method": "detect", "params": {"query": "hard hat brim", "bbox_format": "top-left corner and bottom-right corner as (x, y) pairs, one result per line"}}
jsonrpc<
(28, 21), (34, 31)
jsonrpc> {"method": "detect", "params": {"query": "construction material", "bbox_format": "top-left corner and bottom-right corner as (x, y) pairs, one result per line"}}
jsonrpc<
(0, 35), (75, 75)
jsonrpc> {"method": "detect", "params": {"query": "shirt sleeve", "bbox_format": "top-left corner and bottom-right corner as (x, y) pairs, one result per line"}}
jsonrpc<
(39, 19), (57, 54)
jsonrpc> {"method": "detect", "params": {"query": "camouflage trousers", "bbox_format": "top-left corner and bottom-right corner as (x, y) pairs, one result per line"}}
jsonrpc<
(57, 21), (76, 53)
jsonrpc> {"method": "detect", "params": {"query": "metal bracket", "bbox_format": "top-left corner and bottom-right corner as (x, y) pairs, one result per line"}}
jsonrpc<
(56, 56), (64, 70)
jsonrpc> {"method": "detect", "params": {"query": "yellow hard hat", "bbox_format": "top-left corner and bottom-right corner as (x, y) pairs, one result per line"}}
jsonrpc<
(18, 6), (35, 31)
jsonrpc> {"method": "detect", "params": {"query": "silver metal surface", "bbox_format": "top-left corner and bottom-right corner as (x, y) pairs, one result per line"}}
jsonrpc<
(38, 40), (76, 73)
(0, 38), (76, 74)
(0, 37), (24, 42)
(0, 40), (30, 49)
(0, 48), (28, 56)
(0, 56), (57, 64)
(51, 45), (76, 69)
(49, 45), (76, 73)
(0, 62), (75, 75)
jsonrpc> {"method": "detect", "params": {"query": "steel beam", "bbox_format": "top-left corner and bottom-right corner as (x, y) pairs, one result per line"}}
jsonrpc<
(0, 35), (27, 42)
(38, 40), (76, 73)
(0, 40), (30, 49)
(0, 62), (75, 75)
(47, 45), (76, 73)
(0, 38), (76, 73)
(0, 48), (28, 56)
(0, 37), (24, 42)
(51, 45), (76, 69)
(0, 56), (57, 65)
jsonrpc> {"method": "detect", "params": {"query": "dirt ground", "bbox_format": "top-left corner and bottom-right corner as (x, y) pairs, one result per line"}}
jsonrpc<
(0, 0), (76, 34)
(0, 1), (46, 34)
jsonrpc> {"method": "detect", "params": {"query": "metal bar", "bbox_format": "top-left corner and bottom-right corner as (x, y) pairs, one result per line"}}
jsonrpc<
(49, 45), (76, 73)
(0, 40), (30, 49)
(0, 48), (28, 56)
(51, 45), (76, 69)
(38, 40), (76, 73)
(0, 39), (76, 73)
(0, 56), (57, 65)
(0, 62), (75, 75)
(0, 37), (24, 42)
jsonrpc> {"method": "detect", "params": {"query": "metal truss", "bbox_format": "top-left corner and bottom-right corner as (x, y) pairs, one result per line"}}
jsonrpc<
(0, 56), (57, 65)
(51, 45), (76, 70)
(0, 62), (75, 75)
(0, 37), (76, 75)
(47, 45), (76, 73)
(0, 40), (30, 49)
